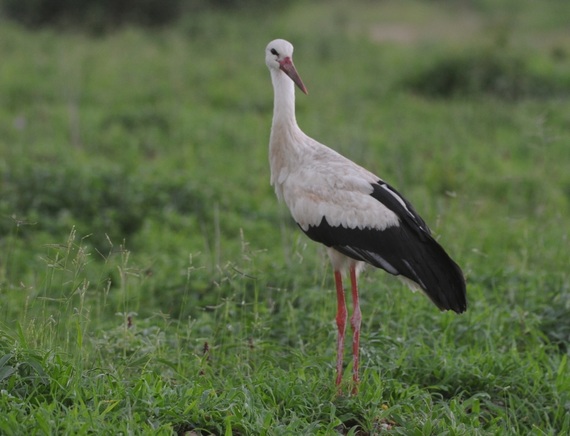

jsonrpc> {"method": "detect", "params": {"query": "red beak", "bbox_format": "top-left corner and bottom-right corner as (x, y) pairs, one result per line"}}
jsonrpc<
(279, 57), (308, 94)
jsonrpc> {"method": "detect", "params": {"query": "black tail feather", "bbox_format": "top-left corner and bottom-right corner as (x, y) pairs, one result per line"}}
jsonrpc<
(304, 218), (467, 313)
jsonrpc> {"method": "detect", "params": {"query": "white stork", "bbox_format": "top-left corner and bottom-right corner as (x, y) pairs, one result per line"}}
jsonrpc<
(265, 39), (466, 393)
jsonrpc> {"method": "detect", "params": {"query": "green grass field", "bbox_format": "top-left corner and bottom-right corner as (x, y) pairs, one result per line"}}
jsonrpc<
(1, 0), (570, 434)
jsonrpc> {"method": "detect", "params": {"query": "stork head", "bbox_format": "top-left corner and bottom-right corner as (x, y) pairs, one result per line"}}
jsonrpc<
(265, 39), (308, 94)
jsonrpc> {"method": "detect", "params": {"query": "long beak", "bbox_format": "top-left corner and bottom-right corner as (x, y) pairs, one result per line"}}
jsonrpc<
(279, 57), (308, 94)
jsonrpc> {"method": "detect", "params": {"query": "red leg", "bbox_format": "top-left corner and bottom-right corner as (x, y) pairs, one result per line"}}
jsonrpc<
(334, 270), (347, 388)
(349, 264), (362, 393)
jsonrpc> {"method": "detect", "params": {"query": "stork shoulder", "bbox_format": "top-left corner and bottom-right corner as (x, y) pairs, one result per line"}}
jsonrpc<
(282, 162), (399, 231)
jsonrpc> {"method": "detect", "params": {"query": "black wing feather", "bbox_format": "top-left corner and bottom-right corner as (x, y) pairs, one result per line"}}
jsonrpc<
(302, 180), (467, 313)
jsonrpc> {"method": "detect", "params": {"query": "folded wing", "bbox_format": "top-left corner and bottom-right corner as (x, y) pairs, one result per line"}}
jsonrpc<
(301, 180), (467, 313)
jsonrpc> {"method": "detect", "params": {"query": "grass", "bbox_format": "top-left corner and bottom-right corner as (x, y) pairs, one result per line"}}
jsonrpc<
(1, 0), (570, 433)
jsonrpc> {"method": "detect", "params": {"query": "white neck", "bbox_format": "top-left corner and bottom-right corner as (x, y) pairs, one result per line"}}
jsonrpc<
(270, 69), (299, 132)
(268, 69), (306, 193)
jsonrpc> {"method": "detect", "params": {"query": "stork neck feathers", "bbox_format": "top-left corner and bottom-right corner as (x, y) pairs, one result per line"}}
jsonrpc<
(270, 69), (301, 135)
(269, 66), (310, 193)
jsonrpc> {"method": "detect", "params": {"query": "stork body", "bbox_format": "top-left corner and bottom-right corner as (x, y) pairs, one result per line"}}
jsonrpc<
(265, 39), (466, 393)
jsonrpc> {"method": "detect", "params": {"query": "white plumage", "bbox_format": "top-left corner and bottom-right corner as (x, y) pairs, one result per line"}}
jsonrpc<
(265, 39), (466, 393)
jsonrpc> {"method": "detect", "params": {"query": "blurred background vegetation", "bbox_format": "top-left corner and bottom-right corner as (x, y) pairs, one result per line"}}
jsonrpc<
(1, 0), (569, 335)
(1, 0), (569, 326)
(0, 0), (289, 32)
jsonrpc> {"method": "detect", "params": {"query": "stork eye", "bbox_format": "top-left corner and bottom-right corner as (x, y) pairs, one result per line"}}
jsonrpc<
(270, 48), (278, 56)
